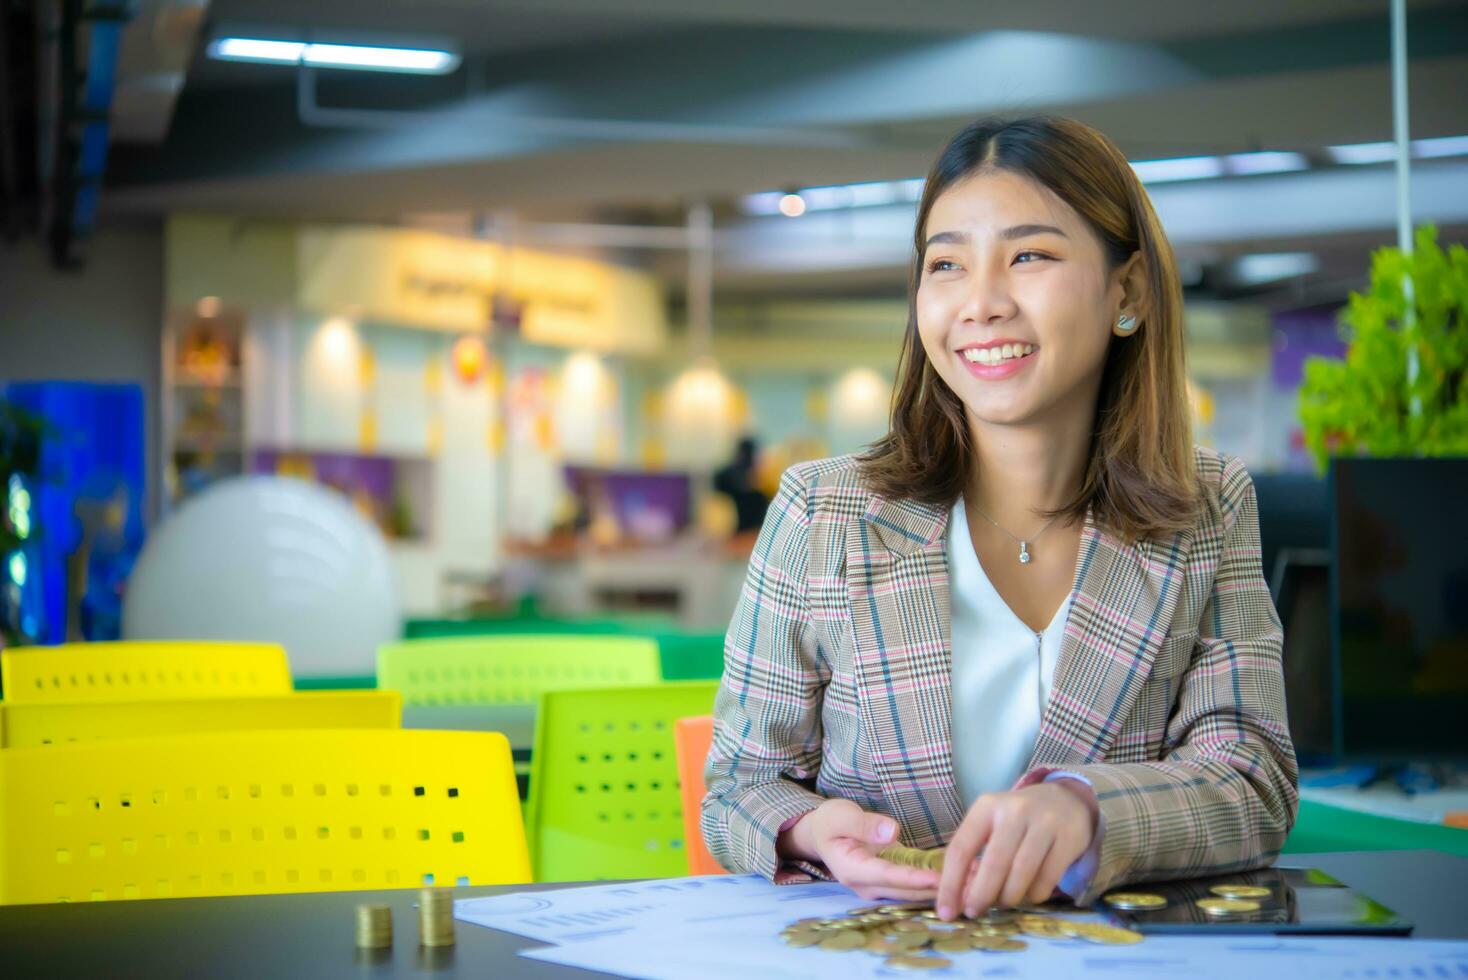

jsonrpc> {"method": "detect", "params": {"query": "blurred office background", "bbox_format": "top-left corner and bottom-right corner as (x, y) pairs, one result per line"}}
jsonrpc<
(1, 0), (1466, 888)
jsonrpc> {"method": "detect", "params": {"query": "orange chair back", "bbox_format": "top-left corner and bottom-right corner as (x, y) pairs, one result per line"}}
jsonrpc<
(673, 715), (726, 876)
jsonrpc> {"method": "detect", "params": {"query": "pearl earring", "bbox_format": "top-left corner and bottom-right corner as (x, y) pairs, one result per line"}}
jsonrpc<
(1116, 313), (1137, 333)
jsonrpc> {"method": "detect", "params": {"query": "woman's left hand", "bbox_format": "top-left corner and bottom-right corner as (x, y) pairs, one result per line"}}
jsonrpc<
(935, 780), (1097, 920)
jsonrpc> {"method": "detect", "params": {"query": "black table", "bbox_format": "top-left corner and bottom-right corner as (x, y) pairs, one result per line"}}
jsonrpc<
(0, 850), (1461, 979)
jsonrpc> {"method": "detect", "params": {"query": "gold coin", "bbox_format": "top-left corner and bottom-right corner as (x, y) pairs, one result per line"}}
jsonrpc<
(1196, 898), (1261, 915)
(1073, 924), (1144, 945)
(970, 924), (1018, 937)
(890, 920), (929, 933)
(1104, 892), (1169, 910)
(1210, 885), (1271, 900)
(931, 937), (970, 954)
(889, 932), (931, 951)
(878, 902), (933, 914)
(819, 930), (868, 951)
(848, 904), (895, 916)
(1020, 920), (1070, 939)
(885, 955), (953, 970)
(983, 938), (1028, 952)
(785, 932), (823, 948)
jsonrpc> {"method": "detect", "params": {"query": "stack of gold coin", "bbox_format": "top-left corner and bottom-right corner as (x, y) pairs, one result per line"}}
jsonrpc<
(418, 887), (455, 947)
(1103, 891), (1168, 911)
(355, 904), (393, 949)
(1210, 884), (1271, 900)
(1196, 897), (1261, 916)
(875, 844), (946, 872)
(778, 899), (1143, 969)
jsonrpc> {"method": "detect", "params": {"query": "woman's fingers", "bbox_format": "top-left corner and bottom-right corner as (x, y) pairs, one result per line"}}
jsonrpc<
(961, 812), (1026, 916)
(935, 803), (991, 919)
(1026, 839), (1075, 904)
(998, 826), (1055, 908)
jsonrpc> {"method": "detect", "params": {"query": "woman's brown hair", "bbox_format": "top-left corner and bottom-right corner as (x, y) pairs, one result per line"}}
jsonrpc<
(856, 114), (1202, 543)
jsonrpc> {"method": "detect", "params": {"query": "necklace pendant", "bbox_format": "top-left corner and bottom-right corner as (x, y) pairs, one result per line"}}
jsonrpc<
(1018, 541), (1032, 564)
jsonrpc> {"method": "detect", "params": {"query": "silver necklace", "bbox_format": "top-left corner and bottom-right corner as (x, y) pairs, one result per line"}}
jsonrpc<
(968, 500), (1060, 565)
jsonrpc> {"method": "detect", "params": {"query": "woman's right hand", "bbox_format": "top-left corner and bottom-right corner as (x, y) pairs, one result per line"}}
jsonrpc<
(779, 798), (941, 901)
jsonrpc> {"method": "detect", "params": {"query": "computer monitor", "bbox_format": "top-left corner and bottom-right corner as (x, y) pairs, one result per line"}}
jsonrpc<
(1252, 473), (1333, 765)
(1274, 549), (1333, 766)
(1330, 457), (1468, 763)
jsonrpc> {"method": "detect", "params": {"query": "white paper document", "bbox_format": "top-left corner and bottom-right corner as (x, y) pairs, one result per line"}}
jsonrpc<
(455, 873), (870, 945)
(455, 874), (1468, 979)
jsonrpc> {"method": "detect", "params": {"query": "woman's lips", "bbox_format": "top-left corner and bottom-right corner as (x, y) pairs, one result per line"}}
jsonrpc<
(956, 348), (1037, 380)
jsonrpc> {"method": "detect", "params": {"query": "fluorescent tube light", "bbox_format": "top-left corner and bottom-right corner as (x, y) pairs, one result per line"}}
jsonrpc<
(209, 38), (305, 64)
(209, 37), (460, 74)
(1235, 252), (1320, 286)
(1412, 135), (1468, 159)
(1224, 151), (1309, 176)
(1326, 141), (1398, 165)
(1129, 156), (1226, 184)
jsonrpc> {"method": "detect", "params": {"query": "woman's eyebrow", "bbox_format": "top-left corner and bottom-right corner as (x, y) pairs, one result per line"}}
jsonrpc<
(923, 224), (1067, 251)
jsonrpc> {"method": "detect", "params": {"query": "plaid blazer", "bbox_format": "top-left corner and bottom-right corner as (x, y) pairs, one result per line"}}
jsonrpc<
(701, 445), (1299, 904)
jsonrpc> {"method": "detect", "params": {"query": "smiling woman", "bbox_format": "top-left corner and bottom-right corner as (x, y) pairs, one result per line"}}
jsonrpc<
(702, 114), (1297, 922)
(860, 116), (1199, 543)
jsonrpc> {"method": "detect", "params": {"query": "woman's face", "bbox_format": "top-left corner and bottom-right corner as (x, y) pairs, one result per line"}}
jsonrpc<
(915, 169), (1137, 429)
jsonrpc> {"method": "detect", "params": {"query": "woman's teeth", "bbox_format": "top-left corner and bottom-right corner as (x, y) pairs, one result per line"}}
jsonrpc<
(962, 343), (1036, 365)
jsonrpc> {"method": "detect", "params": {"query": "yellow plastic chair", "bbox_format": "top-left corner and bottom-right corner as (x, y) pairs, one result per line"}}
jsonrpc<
(376, 635), (661, 706)
(527, 681), (719, 882)
(1, 641), (292, 703)
(0, 728), (530, 905)
(0, 691), (402, 748)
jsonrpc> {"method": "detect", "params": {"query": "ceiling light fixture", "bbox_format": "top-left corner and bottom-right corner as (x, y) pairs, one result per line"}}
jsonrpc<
(208, 37), (461, 74)
(1327, 135), (1468, 164)
(1223, 151), (1309, 176)
(738, 135), (1467, 216)
(1128, 156), (1226, 184)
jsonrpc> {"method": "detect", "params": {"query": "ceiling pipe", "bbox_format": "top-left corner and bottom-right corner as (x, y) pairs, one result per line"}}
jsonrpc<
(1390, 0), (1420, 421)
(294, 62), (865, 149)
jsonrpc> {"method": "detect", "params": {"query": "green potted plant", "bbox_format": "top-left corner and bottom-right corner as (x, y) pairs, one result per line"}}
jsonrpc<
(1297, 223), (1468, 471)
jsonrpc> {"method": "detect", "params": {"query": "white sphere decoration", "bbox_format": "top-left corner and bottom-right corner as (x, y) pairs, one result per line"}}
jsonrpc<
(123, 475), (400, 676)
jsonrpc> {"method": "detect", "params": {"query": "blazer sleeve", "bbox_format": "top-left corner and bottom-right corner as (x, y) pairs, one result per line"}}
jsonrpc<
(700, 464), (831, 880)
(1049, 453), (1300, 904)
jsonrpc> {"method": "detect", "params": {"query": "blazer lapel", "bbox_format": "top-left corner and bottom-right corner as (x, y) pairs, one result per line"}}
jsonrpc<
(848, 494), (966, 842)
(1027, 504), (1195, 769)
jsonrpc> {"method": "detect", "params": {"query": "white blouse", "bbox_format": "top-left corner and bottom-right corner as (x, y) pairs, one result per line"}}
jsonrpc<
(947, 496), (1077, 809)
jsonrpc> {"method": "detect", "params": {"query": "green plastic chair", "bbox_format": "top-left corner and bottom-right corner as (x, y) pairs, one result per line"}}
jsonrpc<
(527, 681), (720, 882)
(653, 633), (725, 681)
(1283, 799), (1468, 858)
(375, 636), (661, 707)
(404, 609), (678, 641)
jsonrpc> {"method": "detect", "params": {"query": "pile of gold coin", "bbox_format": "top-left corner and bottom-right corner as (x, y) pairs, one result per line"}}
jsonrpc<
(1195, 883), (1273, 916)
(418, 887), (455, 947)
(355, 904), (393, 949)
(779, 901), (1143, 970)
(875, 844), (947, 872)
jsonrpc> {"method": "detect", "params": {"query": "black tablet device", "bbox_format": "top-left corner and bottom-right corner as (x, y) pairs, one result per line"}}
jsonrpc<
(1096, 865), (1413, 935)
